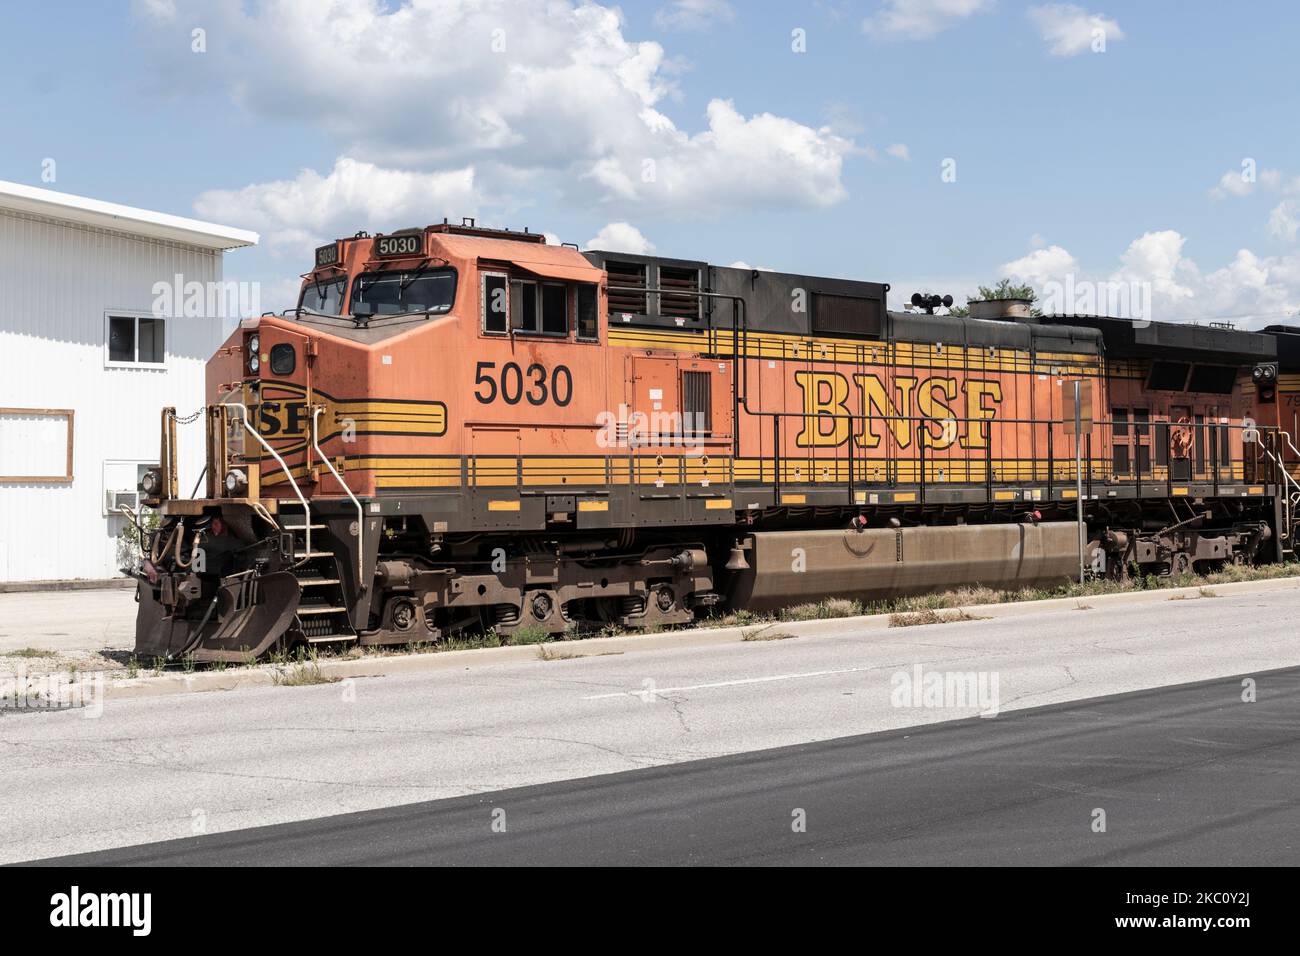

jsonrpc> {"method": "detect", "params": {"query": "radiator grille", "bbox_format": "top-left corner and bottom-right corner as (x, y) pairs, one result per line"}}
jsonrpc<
(682, 370), (712, 434)
(811, 292), (883, 338)
(606, 261), (647, 316)
(659, 266), (700, 320)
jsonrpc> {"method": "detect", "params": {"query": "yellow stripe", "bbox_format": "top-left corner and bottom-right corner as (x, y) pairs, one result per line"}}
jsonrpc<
(705, 498), (733, 510)
(779, 493), (806, 504)
(1172, 486), (1189, 496)
(892, 492), (917, 503)
(488, 500), (520, 512)
(577, 500), (609, 512)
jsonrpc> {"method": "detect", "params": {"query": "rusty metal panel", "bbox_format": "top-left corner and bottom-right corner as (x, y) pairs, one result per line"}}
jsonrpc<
(729, 521), (1079, 611)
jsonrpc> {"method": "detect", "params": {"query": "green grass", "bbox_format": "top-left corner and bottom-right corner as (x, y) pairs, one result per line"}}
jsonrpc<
(1, 648), (54, 658)
(272, 652), (340, 687)
(888, 608), (981, 628)
(505, 624), (551, 645)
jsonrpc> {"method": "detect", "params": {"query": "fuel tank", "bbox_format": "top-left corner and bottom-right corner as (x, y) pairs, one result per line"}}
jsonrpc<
(728, 521), (1080, 611)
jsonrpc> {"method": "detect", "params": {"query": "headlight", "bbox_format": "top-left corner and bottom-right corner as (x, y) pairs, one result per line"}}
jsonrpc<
(225, 469), (248, 496)
(248, 354), (260, 373)
(248, 334), (260, 354)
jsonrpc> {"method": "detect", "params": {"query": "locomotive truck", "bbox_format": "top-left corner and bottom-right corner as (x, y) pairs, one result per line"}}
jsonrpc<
(128, 219), (1300, 661)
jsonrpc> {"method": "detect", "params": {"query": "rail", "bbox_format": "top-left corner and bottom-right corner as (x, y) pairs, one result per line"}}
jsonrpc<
(312, 405), (366, 592)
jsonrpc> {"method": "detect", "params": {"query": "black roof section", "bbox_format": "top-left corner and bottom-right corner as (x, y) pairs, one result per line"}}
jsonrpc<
(1034, 314), (1274, 364)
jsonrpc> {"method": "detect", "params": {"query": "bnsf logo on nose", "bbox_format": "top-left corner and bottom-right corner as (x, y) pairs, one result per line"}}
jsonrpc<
(252, 401), (309, 437)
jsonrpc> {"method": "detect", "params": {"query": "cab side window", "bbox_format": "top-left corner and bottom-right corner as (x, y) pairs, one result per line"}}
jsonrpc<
(576, 283), (599, 341)
(481, 272), (597, 340)
(482, 273), (508, 334)
(510, 280), (568, 336)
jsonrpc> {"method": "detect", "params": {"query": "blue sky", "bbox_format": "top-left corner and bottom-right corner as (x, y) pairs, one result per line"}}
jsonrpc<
(2, 0), (1298, 325)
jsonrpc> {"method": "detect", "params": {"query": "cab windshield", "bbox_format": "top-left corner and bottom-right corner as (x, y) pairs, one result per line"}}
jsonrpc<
(350, 268), (457, 316)
(299, 275), (346, 314)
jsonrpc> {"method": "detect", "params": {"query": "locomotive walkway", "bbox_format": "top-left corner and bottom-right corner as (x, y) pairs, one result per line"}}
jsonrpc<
(3, 581), (1299, 864)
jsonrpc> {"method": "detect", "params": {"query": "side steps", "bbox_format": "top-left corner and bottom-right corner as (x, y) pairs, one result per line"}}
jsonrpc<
(279, 505), (356, 646)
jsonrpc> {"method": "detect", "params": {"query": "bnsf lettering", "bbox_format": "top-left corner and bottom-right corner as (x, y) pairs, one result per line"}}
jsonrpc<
(793, 371), (1004, 451)
(253, 401), (310, 436)
(474, 361), (573, 407)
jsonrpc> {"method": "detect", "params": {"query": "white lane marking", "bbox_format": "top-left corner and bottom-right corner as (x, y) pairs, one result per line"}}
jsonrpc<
(582, 665), (878, 700)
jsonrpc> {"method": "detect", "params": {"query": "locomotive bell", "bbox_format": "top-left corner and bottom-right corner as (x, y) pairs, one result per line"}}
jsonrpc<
(725, 540), (750, 571)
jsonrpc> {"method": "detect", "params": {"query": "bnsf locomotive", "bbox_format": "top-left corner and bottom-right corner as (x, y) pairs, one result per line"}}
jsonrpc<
(130, 219), (1300, 661)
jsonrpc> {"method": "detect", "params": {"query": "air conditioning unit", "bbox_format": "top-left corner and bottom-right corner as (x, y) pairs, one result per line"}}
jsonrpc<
(106, 489), (141, 514)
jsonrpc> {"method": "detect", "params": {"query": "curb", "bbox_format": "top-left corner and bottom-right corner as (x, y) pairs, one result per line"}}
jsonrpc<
(0, 579), (134, 594)
(91, 574), (1300, 703)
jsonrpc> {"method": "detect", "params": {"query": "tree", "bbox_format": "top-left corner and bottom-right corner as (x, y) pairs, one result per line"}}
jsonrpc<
(947, 278), (1041, 317)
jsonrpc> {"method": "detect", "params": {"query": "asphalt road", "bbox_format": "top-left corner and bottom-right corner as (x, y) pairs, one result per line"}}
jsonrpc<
(33, 666), (1300, 865)
(4, 583), (1300, 864)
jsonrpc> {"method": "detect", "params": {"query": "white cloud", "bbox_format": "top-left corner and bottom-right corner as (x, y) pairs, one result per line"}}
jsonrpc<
(885, 143), (911, 161)
(1269, 200), (1300, 241)
(864, 0), (992, 41)
(654, 0), (735, 31)
(1027, 4), (1124, 56)
(585, 222), (655, 254)
(138, 1), (854, 220)
(1208, 168), (1257, 199)
(193, 156), (480, 252)
(1112, 230), (1195, 301)
(1000, 230), (1300, 326)
(1000, 245), (1080, 285)
(133, 0), (176, 21)
(588, 98), (852, 212)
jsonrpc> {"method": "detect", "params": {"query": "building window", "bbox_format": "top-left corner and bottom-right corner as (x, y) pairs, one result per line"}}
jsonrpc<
(1111, 408), (1129, 436)
(106, 314), (165, 366)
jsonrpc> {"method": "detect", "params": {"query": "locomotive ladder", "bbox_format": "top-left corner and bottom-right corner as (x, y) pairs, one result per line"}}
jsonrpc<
(275, 501), (357, 645)
(1257, 431), (1300, 557)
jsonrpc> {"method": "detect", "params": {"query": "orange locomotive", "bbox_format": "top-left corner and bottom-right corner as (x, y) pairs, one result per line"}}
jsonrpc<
(131, 220), (1297, 661)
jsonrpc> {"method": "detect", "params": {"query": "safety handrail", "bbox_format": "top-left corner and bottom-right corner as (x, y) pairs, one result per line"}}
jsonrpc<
(312, 406), (366, 593)
(221, 399), (312, 565)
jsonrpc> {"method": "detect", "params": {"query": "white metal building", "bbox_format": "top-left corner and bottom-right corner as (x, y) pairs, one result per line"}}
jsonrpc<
(0, 181), (257, 584)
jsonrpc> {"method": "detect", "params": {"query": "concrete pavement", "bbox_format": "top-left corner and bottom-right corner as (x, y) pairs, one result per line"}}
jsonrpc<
(2, 583), (1298, 863)
(0, 588), (135, 657)
(38, 665), (1300, 866)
